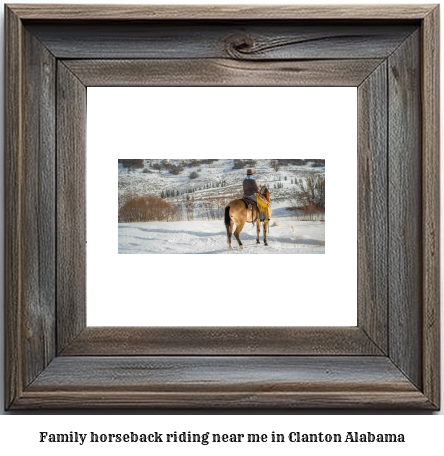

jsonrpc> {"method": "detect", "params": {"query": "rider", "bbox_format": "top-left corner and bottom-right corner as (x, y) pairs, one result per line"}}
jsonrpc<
(243, 169), (259, 199)
(243, 169), (265, 221)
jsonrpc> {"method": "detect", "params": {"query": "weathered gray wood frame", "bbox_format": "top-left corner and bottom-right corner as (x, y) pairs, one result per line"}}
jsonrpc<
(5, 4), (440, 409)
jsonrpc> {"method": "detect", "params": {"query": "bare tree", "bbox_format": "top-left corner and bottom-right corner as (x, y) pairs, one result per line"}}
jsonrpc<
(292, 174), (325, 210)
(270, 160), (280, 172)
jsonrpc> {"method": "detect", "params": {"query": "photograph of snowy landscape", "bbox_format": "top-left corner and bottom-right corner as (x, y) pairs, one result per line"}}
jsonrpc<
(87, 87), (354, 325)
(118, 159), (325, 254)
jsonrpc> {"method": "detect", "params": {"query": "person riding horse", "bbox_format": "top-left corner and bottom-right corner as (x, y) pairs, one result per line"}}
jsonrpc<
(224, 168), (272, 249)
(243, 169), (265, 221)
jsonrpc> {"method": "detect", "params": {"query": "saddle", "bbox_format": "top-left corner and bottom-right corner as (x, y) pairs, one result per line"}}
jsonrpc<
(240, 196), (271, 224)
(240, 197), (259, 225)
(241, 197), (257, 210)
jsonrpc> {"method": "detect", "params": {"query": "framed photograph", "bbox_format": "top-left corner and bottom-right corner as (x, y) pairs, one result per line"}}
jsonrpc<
(98, 87), (354, 328)
(5, 4), (440, 409)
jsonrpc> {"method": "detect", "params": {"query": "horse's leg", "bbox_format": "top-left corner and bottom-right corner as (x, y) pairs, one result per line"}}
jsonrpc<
(263, 219), (269, 246)
(234, 221), (246, 250)
(256, 209), (261, 244)
(227, 221), (234, 250)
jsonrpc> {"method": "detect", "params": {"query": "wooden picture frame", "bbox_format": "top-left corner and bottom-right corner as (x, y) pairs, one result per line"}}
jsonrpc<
(5, 4), (440, 409)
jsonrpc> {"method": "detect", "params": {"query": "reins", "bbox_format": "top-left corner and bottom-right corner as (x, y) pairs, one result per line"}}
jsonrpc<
(242, 187), (271, 232)
(261, 187), (271, 234)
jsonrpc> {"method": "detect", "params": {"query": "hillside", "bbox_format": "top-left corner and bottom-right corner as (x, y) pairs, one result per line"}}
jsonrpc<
(118, 159), (325, 253)
(118, 158), (325, 204)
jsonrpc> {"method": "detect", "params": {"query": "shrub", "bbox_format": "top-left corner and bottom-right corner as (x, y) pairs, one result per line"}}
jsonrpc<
(297, 202), (325, 221)
(118, 193), (181, 223)
(311, 159), (325, 168)
(169, 164), (183, 175)
(190, 171), (199, 179)
(233, 159), (246, 169)
(119, 159), (144, 169)
(279, 159), (307, 166)
(270, 160), (280, 171)
(143, 168), (151, 174)
(163, 162), (172, 170)
(233, 159), (256, 170)
(200, 159), (217, 165)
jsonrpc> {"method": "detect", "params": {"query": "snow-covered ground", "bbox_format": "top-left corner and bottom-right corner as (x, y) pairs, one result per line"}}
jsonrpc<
(118, 159), (325, 254)
(119, 158), (324, 205)
(119, 218), (325, 254)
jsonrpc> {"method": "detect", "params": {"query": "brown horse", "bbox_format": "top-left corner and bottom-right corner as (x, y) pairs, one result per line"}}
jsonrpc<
(224, 186), (272, 250)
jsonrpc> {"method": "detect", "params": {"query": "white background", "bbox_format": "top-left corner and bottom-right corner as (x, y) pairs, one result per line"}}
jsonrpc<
(88, 87), (357, 326)
(0, 0), (442, 448)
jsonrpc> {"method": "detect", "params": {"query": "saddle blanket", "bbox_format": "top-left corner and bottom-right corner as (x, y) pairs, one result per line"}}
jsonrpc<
(255, 193), (271, 219)
(241, 195), (270, 219)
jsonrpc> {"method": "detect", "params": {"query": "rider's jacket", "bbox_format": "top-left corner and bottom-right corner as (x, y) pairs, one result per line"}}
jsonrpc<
(243, 178), (259, 197)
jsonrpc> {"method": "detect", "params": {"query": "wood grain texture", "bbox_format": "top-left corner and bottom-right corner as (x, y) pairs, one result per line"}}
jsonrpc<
(22, 29), (57, 387)
(7, 4), (436, 20)
(56, 62), (87, 353)
(357, 62), (388, 354)
(64, 58), (383, 87)
(5, 4), (24, 410)
(4, 5), (440, 410)
(28, 356), (419, 391)
(16, 390), (433, 410)
(421, 6), (441, 409)
(14, 356), (433, 409)
(388, 31), (422, 389)
(61, 327), (382, 356)
(27, 22), (416, 60)
(5, 9), (58, 409)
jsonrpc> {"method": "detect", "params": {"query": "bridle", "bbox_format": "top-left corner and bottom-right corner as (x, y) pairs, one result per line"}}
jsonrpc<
(259, 186), (271, 233)
(260, 185), (270, 202)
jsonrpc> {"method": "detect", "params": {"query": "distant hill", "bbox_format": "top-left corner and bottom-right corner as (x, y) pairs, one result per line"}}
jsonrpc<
(118, 159), (325, 205)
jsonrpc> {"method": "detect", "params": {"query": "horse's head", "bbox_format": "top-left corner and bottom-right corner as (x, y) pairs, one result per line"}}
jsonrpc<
(260, 185), (271, 203)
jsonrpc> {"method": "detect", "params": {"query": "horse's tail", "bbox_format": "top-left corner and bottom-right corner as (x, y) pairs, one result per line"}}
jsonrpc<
(224, 206), (231, 229)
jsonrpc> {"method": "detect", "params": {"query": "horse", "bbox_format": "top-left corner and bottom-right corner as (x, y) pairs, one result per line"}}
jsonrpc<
(224, 185), (272, 250)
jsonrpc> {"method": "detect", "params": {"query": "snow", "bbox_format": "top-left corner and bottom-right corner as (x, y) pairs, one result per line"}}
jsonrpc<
(118, 158), (325, 205)
(119, 218), (325, 254)
(118, 159), (325, 254)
